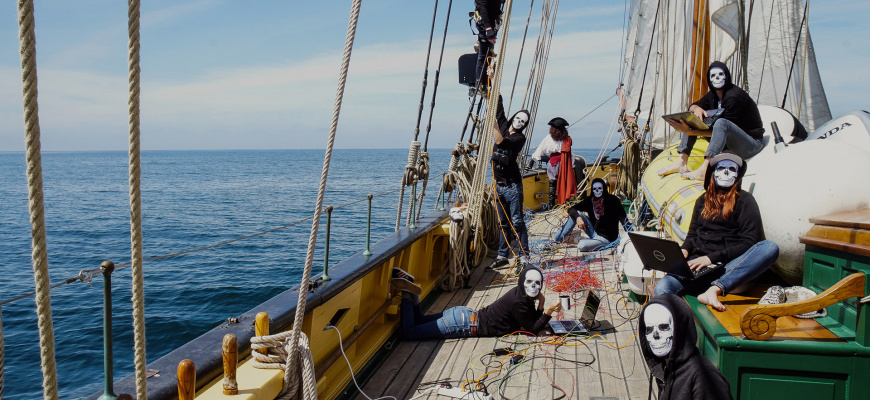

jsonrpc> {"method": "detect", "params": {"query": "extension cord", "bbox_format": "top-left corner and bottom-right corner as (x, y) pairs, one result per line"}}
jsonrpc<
(437, 385), (493, 400)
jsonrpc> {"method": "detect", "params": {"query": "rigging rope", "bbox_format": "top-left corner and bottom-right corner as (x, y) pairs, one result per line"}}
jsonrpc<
(250, 331), (318, 400)
(126, 1), (148, 398)
(16, 1), (59, 398)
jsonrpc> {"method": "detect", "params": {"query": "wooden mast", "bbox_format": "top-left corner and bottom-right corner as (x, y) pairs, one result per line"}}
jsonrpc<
(690, 0), (711, 101)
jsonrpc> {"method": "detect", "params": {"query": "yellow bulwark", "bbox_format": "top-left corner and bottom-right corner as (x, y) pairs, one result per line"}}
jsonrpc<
(642, 140), (710, 242)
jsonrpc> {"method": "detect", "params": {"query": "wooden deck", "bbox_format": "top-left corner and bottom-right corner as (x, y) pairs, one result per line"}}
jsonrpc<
(357, 213), (653, 400)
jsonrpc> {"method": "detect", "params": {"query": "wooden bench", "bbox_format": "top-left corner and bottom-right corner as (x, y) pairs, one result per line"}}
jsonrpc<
(686, 209), (870, 400)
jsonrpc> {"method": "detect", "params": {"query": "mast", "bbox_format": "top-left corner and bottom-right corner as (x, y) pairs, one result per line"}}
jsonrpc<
(689, 0), (711, 103)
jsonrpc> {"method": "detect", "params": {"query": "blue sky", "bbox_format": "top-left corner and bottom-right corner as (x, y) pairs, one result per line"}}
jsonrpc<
(1, 0), (867, 151)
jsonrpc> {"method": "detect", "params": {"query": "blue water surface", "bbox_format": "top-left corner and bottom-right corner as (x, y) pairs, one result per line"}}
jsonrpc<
(0, 148), (607, 399)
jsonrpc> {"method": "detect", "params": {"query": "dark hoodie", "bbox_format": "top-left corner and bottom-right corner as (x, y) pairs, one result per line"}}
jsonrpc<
(492, 95), (529, 185)
(474, 0), (503, 31)
(566, 178), (627, 242)
(476, 266), (550, 336)
(681, 62), (764, 157)
(681, 154), (764, 268)
(639, 294), (732, 400)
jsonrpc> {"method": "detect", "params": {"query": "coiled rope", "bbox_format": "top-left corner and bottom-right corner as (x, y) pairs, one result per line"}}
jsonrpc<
(441, 211), (470, 291)
(252, 1), (361, 398)
(250, 331), (317, 400)
(16, 1), (59, 398)
(125, 1), (148, 398)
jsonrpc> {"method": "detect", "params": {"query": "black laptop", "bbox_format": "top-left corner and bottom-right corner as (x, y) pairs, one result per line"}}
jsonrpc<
(628, 232), (721, 280)
(548, 290), (600, 335)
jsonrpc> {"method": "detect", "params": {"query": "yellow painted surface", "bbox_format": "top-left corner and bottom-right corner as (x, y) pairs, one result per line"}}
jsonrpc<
(642, 141), (709, 242)
(522, 170), (549, 210)
(195, 216), (450, 400)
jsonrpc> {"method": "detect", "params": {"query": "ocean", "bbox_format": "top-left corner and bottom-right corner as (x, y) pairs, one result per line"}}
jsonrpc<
(0, 148), (609, 399)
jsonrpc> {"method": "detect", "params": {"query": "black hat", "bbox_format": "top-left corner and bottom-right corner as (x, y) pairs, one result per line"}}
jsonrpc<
(548, 117), (569, 129)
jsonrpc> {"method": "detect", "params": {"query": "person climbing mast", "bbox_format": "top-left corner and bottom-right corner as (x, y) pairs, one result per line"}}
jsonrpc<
(472, 0), (505, 90)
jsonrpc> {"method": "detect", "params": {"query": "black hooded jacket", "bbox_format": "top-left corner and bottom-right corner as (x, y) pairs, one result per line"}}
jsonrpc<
(691, 61), (764, 139)
(681, 156), (764, 267)
(492, 95), (529, 185)
(639, 294), (732, 400)
(566, 178), (627, 242)
(476, 266), (550, 336)
(474, 0), (503, 31)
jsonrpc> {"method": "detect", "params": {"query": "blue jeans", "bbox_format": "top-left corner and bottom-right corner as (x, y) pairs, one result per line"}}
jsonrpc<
(496, 182), (529, 258)
(554, 213), (611, 251)
(399, 295), (476, 340)
(678, 118), (764, 159)
(655, 240), (779, 296)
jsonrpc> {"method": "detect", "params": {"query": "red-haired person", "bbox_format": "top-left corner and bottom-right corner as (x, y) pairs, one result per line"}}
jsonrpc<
(654, 153), (779, 311)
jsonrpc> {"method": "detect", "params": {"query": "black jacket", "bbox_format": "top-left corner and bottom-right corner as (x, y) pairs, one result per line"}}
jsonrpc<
(691, 61), (764, 139)
(681, 157), (763, 264)
(474, 0), (503, 30)
(639, 294), (732, 400)
(492, 95), (528, 185)
(476, 266), (551, 336)
(566, 178), (627, 242)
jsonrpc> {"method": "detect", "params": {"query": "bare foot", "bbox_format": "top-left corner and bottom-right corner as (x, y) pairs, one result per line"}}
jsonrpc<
(680, 168), (706, 181)
(697, 286), (725, 311)
(657, 162), (686, 176)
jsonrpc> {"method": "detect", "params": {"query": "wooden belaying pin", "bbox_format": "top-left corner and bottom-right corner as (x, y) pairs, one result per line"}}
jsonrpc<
(222, 333), (239, 395)
(177, 359), (196, 400)
(255, 312), (269, 355)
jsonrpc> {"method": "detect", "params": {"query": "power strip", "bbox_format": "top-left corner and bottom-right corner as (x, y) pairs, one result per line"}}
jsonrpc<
(437, 385), (493, 400)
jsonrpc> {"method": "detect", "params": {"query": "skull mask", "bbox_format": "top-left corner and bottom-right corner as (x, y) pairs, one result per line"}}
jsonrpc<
(713, 159), (740, 188)
(709, 67), (726, 89)
(523, 269), (543, 298)
(592, 182), (605, 198)
(512, 111), (529, 131)
(644, 304), (673, 358)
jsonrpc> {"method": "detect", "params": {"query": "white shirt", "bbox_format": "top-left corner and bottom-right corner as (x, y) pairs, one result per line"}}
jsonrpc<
(531, 135), (563, 161)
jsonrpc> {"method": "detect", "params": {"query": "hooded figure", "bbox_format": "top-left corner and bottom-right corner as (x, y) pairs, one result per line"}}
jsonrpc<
(554, 178), (627, 251)
(655, 153), (779, 312)
(476, 266), (558, 336)
(659, 61), (766, 181)
(639, 294), (732, 400)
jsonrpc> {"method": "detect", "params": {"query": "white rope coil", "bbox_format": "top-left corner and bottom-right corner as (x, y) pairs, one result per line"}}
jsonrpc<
(251, 331), (317, 400)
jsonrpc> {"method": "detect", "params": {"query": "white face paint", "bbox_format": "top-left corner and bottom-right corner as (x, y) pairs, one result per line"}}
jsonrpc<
(523, 269), (543, 298)
(512, 112), (529, 131)
(709, 67), (726, 89)
(644, 304), (674, 358)
(592, 182), (604, 198)
(713, 159), (740, 188)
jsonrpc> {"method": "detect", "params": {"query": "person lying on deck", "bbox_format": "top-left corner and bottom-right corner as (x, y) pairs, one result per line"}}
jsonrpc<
(654, 153), (779, 311)
(553, 178), (627, 251)
(639, 294), (732, 400)
(658, 61), (765, 180)
(391, 266), (561, 340)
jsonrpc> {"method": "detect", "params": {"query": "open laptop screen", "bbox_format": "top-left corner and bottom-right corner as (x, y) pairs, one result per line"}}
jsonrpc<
(580, 291), (600, 327)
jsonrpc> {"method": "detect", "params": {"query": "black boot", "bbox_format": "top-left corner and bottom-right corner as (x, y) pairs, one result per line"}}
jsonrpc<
(548, 180), (557, 209)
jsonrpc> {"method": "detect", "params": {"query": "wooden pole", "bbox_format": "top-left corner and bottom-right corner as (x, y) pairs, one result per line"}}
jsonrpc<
(222, 334), (239, 395)
(177, 359), (195, 400)
(255, 312), (269, 355)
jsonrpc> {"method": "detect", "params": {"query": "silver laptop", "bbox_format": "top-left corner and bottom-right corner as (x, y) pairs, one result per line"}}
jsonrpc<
(549, 290), (600, 335)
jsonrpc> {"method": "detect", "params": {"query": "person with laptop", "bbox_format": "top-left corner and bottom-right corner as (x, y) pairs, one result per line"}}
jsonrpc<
(391, 266), (561, 340)
(553, 178), (627, 251)
(658, 61), (765, 180)
(654, 153), (779, 311)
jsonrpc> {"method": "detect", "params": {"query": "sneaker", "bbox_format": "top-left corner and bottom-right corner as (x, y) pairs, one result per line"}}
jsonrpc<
(392, 267), (415, 283)
(485, 257), (509, 270)
(391, 278), (422, 297)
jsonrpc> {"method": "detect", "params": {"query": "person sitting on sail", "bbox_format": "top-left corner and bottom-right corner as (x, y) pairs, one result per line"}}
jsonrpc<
(531, 117), (576, 208)
(488, 94), (531, 270)
(553, 178), (627, 251)
(391, 266), (561, 340)
(654, 153), (779, 312)
(639, 294), (732, 400)
(658, 61), (765, 180)
(472, 0), (505, 89)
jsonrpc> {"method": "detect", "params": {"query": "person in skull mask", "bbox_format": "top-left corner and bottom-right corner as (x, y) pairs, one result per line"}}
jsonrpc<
(488, 94), (531, 270)
(553, 178), (627, 251)
(639, 294), (732, 400)
(391, 266), (560, 340)
(659, 61), (765, 180)
(655, 153), (779, 311)
(472, 0), (505, 89)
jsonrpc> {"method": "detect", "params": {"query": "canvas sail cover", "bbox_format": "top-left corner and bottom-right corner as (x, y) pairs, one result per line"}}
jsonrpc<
(621, 0), (830, 148)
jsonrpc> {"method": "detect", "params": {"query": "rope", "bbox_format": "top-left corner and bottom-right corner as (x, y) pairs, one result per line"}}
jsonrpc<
(781, 0), (809, 108)
(16, 1), (59, 398)
(414, 152), (430, 222)
(250, 331), (317, 400)
(395, 141), (421, 230)
(278, 1), (361, 398)
(441, 211), (471, 291)
(126, 1), (148, 398)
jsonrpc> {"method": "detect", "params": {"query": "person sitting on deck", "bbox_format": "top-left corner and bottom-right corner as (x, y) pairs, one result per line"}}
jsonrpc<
(553, 178), (627, 251)
(391, 266), (561, 340)
(530, 117), (577, 208)
(639, 294), (732, 400)
(654, 153), (779, 311)
(658, 61), (765, 180)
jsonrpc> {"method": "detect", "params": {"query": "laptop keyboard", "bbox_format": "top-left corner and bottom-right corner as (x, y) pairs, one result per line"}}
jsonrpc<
(559, 321), (581, 331)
